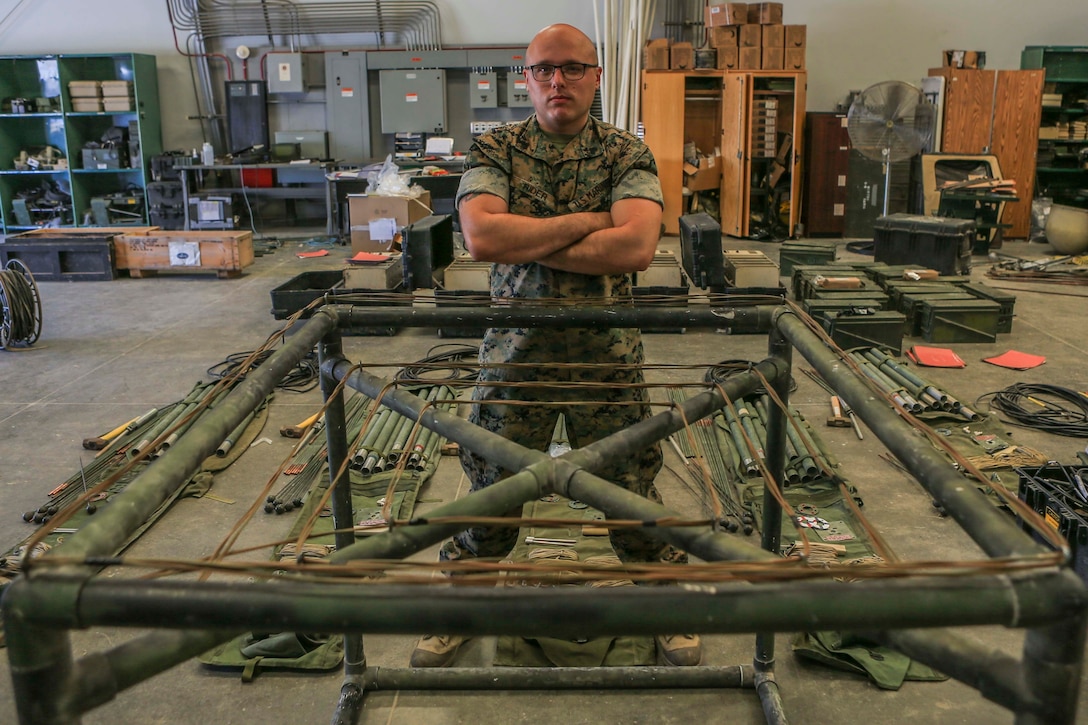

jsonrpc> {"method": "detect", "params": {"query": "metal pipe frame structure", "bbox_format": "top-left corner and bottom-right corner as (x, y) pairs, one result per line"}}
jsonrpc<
(3, 303), (1086, 725)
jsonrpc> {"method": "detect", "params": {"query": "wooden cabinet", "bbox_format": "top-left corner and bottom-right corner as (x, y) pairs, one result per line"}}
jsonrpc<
(720, 71), (805, 239)
(927, 67), (1043, 239)
(640, 70), (806, 238)
(801, 112), (850, 236)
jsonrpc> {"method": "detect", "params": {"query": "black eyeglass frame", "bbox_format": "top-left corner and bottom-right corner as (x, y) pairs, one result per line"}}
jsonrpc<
(526, 63), (599, 82)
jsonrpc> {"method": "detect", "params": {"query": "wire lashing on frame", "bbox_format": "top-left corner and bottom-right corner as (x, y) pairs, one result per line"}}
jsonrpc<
(0, 259), (43, 349)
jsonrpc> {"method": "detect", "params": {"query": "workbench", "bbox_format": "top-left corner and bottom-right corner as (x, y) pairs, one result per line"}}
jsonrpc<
(178, 161), (337, 235)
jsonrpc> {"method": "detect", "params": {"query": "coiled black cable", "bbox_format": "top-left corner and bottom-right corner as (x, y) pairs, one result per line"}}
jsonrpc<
(978, 383), (1088, 437)
(705, 359), (797, 394)
(0, 260), (42, 349)
(207, 348), (319, 392)
(395, 344), (480, 383)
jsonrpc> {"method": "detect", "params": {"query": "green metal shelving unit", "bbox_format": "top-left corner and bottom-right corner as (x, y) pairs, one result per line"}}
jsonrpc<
(0, 53), (162, 233)
(1021, 46), (1088, 207)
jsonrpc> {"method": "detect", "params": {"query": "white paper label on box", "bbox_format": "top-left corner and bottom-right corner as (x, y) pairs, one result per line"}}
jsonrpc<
(833, 203), (845, 217)
(406, 93), (418, 103)
(169, 241), (201, 267)
(477, 80), (492, 90)
(341, 87), (354, 97)
(406, 73), (417, 79)
(710, 6), (720, 14)
(838, 175), (847, 187)
(278, 63), (291, 81)
(368, 218), (398, 241)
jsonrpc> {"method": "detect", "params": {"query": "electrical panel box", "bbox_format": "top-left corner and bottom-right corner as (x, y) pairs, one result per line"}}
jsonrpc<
(267, 53), (306, 94)
(225, 81), (269, 154)
(379, 70), (447, 134)
(506, 70), (532, 108)
(324, 51), (371, 163)
(469, 72), (498, 109)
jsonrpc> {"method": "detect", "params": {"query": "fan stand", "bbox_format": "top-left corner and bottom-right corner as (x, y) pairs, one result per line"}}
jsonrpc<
(880, 146), (892, 217)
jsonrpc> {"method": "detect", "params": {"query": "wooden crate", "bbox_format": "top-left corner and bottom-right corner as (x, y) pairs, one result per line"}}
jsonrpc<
(115, 230), (254, 278)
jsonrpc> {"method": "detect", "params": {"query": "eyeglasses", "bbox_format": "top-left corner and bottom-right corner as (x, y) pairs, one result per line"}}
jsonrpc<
(527, 63), (598, 82)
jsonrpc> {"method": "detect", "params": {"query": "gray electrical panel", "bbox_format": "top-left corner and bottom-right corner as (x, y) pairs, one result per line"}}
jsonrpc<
(379, 69), (447, 134)
(325, 51), (371, 163)
(267, 53), (306, 94)
(469, 72), (498, 108)
(505, 70), (532, 108)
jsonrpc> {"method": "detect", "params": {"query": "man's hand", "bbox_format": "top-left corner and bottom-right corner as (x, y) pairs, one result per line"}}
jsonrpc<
(459, 192), (612, 264)
(538, 196), (662, 275)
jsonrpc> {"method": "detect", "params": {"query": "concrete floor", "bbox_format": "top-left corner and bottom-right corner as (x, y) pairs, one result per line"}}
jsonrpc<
(1, 230), (1087, 724)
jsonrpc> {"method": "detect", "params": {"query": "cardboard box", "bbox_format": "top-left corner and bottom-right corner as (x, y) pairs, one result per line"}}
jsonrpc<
(784, 25), (807, 48)
(670, 42), (695, 70)
(739, 47), (762, 70)
(762, 24), (785, 47)
(643, 38), (670, 70)
(716, 45), (740, 70)
(943, 50), (986, 69)
(748, 2), (783, 24)
(348, 191), (432, 253)
(739, 24), (762, 48)
(761, 46), (784, 70)
(705, 3), (748, 27)
(683, 154), (722, 192)
(785, 47), (806, 70)
(707, 26), (739, 47)
(343, 255), (404, 290)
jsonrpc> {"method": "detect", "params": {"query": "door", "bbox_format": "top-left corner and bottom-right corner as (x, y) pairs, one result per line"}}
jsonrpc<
(720, 72), (750, 237)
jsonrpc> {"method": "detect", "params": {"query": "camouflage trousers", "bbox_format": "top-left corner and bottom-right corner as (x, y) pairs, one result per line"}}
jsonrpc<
(441, 384), (686, 565)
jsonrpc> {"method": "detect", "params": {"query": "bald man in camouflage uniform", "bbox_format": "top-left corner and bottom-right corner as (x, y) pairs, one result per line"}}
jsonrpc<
(412, 23), (701, 668)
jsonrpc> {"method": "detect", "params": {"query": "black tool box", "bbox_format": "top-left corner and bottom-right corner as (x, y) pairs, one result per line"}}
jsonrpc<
(269, 269), (410, 336)
(678, 213), (726, 289)
(873, 214), (975, 276)
(402, 214), (454, 290)
(960, 282), (1016, 333)
(882, 281), (962, 310)
(918, 298), (1002, 343)
(1017, 465), (1088, 583)
(822, 309), (905, 354)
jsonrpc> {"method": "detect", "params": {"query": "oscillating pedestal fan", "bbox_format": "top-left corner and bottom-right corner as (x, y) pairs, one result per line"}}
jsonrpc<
(846, 81), (936, 216)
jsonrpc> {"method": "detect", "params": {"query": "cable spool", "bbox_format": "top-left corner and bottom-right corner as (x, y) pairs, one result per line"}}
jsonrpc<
(0, 259), (43, 349)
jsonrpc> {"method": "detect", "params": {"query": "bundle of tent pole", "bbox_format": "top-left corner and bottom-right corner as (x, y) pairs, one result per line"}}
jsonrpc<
(265, 384), (455, 514)
(21, 379), (259, 526)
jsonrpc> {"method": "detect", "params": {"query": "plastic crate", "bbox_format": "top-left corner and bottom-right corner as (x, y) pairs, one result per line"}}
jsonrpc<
(269, 269), (409, 336)
(873, 214), (974, 276)
(1017, 465), (1088, 583)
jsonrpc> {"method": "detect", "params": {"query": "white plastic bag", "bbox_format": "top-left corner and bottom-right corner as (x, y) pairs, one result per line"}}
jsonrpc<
(365, 155), (423, 198)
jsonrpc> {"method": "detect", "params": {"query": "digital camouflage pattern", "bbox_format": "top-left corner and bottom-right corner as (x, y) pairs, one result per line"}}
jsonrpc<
(444, 115), (683, 565)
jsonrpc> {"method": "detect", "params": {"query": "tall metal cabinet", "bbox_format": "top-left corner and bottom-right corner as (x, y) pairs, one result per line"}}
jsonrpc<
(0, 53), (162, 234)
(640, 70), (805, 239)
